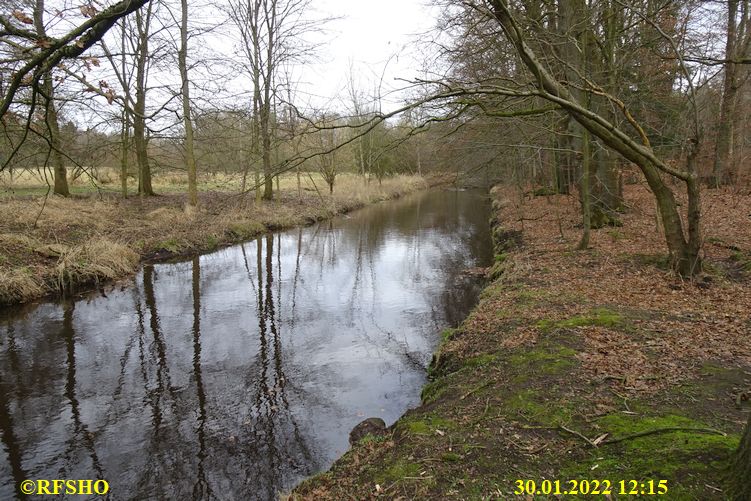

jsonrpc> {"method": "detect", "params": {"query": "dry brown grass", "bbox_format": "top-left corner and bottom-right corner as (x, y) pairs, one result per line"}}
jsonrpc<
(0, 173), (431, 305)
(55, 238), (139, 291)
(0, 267), (44, 304)
(0, 233), (38, 249)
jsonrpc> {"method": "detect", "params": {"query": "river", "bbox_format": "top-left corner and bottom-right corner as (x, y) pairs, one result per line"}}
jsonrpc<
(0, 188), (492, 500)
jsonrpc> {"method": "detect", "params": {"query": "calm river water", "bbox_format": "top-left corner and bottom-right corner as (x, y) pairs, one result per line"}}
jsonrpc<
(0, 189), (492, 500)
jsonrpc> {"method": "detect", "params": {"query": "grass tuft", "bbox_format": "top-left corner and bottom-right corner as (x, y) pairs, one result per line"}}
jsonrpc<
(0, 267), (44, 303)
(56, 238), (139, 290)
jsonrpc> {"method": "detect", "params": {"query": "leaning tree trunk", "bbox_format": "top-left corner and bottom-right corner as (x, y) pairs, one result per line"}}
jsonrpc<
(489, 0), (701, 276)
(729, 413), (751, 500)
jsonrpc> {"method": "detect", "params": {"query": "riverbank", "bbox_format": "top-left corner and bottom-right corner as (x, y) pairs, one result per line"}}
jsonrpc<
(290, 183), (751, 500)
(0, 173), (429, 305)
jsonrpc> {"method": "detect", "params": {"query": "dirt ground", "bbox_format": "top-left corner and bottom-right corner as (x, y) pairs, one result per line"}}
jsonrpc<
(290, 182), (751, 500)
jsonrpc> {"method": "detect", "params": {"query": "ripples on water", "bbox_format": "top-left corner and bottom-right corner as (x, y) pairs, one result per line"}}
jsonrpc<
(0, 189), (492, 500)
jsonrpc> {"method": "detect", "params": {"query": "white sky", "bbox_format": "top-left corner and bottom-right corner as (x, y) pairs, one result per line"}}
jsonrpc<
(38, 0), (443, 128)
(293, 0), (440, 113)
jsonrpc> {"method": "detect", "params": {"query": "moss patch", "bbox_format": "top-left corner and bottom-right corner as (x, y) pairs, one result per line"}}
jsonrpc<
(421, 379), (448, 404)
(536, 307), (624, 331)
(399, 415), (456, 436)
(376, 460), (422, 483)
(507, 345), (578, 375)
(464, 353), (498, 368)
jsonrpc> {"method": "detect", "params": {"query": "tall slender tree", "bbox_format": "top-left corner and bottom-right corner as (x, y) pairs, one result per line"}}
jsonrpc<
(713, 0), (751, 186)
(178, 0), (198, 206)
(32, 0), (70, 196)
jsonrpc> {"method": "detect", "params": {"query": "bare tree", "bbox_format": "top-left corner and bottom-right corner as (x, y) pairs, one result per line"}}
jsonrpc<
(313, 114), (338, 194)
(713, 0), (751, 186)
(0, 0), (148, 121)
(227, 0), (325, 200)
(178, 0), (198, 206)
(32, 0), (70, 196)
(132, 1), (155, 195)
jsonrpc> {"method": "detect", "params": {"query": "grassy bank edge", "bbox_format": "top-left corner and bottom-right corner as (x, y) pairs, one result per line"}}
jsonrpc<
(288, 186), (746, 500)
(0, 175), (439, 307)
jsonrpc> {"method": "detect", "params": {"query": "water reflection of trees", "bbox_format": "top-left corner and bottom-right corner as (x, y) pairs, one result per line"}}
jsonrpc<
(234, 234), (315, 500)
(0, 342), (27, 499)
(60, 302), (104, 480)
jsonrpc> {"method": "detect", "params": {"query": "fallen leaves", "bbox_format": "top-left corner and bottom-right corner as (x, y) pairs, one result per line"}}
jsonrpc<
(488, 183), (751, 396)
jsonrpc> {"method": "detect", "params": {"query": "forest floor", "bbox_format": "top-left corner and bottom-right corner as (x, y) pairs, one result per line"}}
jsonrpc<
(291, 182), (751, 500)
(0, 172), (429, 305)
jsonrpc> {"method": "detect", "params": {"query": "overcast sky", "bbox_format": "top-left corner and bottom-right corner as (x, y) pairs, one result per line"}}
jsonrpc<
(294, 0), (440, 112)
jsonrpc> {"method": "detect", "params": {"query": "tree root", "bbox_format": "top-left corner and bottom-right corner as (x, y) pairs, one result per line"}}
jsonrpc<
(601, 427), (726, 445)
(558, 425), (727, 447)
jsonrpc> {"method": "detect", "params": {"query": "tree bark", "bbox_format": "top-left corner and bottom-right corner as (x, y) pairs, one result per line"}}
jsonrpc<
(712, 0), (745, 187)
(134, 6), (154, 196)
(578, 127), (591, 249)
(44, 80), (70, 197)
(120, 109), (129, 198)
(729, 412), (751, 500)
(34, 0), (70, 197)
(179, 0), (198, 206)
(260, 0), (275, 201)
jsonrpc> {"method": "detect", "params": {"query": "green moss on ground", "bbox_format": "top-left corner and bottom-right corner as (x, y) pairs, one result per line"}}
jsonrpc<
(536, 308), (624, 331)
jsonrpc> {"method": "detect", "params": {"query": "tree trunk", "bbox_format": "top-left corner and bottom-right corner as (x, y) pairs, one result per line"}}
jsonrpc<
(34, 0), (70, 197)
(134, 8), (154, 196)
(578, 127), (591, 249)
(489, 0), (701, 275)
(713, 0), (742, 187)
(179, 0), (198, 207)
(555, 115), (574, 194)
(729, 413), (751, 500)
(45, 83), (70, 197)
(120, 109), (129, 198)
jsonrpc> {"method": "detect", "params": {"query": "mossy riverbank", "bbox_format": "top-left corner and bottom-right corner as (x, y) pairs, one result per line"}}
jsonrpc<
(290, 184), (751, 500)
(0, 174), (429, 306)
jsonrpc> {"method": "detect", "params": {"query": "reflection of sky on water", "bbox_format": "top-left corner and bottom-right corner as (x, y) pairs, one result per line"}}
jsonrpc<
(0, 189), (492, 500)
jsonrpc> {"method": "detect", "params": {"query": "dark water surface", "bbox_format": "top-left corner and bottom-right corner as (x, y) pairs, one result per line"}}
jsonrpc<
(0, 189), (492, 500)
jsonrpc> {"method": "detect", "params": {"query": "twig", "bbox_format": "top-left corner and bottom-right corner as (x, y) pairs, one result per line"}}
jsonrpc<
(559, 425), (596, 447)
(610, 389), (631, 412)
(460, 382), (492, 400)
(33, 186), (52, 229)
